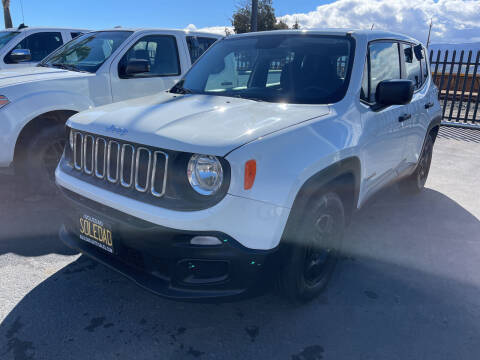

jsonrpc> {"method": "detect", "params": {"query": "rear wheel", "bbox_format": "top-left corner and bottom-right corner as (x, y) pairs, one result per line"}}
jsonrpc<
(399, 132), (434, 194)
(279, 191), (345, 302)
(16, 123), (66, 195)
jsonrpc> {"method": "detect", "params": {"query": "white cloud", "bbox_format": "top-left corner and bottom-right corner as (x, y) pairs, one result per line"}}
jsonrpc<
(279, 0), (480, 44)
(186, 0), (480, 44)
(185, 24), (233, 36)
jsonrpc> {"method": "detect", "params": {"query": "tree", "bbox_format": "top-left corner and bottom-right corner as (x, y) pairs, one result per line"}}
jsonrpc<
(292, 19), (300, 30)
(2, 0), (12, 29)
(231, 0), (288, 34)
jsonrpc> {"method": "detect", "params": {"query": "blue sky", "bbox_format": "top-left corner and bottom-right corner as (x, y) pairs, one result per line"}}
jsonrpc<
(9, 0), (333, 30)
(8, 0), (478, 44)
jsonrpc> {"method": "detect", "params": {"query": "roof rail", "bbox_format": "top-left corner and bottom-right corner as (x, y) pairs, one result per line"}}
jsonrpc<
(17, 23), (28, 30)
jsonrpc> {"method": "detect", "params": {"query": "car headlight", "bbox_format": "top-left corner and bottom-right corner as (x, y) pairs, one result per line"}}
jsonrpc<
(0, 95), (10, 108)
(187, 154), (224, 195)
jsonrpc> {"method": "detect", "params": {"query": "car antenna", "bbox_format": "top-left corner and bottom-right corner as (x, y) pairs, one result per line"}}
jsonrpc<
(20, 0), (25, 25)
(426, 18), (433, 48)
(17, 23), (27, 30)
(370, 24), (374, 30)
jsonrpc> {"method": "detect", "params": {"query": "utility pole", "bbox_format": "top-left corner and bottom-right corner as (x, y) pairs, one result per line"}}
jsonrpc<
(2, 0), (12, 29)
(426, 18), (433, 48)
(251, 0), (258, 32)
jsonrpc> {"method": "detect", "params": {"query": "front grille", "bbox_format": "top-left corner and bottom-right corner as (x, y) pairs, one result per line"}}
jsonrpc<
(71, 130), (168, 198)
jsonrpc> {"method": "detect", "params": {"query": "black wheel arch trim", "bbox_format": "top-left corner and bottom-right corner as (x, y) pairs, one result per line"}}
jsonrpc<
(281, 156), (361, 244)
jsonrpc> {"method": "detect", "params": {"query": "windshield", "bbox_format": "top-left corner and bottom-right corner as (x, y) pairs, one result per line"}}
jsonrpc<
(0, 31), (19, 49)
(176, 34), (354, 104)
(40, 31), (133, 73)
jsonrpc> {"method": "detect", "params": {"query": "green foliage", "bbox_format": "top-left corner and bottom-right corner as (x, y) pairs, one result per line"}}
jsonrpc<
(231, 0), (289, 34)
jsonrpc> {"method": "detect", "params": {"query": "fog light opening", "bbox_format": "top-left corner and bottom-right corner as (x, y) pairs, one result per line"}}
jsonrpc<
(190, 236), (222, 246)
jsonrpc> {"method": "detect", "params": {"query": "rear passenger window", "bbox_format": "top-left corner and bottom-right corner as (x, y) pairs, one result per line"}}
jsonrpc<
(186, 36), (217, 64)
(403, 43), (422, 90)
(71, 32), (83, 39)
(421, 47), (429, 83)
(118, 35), (180, 78)
(365, 41), (401, 103)
(6, 32), (63, 63)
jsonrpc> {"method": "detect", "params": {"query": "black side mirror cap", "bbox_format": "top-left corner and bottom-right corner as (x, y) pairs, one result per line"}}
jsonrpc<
(9, 49), (32, 63)
(375, 79), (414, 106)
(124, 59), (150, 77)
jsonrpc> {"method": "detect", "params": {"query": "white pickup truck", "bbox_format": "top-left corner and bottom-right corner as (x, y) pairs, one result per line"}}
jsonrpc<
(0, 25), (87, 69)
(0, 28), (221, 190)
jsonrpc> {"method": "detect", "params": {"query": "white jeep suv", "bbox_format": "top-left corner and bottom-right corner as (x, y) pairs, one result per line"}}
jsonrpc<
(0, 28), (220, 190)
(56, 30), (442, 301)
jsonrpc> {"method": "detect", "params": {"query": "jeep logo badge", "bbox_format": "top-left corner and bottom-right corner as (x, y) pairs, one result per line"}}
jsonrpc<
(106, 125), (128, 136)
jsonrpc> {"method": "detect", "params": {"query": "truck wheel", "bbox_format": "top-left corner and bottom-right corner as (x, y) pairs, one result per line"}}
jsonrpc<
(16, 123), (66, 195)
(399, 132), (434, 194)
(279, 191), (345, 302)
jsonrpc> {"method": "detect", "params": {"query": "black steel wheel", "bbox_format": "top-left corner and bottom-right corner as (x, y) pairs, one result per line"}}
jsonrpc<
(279, 191), (345, 302)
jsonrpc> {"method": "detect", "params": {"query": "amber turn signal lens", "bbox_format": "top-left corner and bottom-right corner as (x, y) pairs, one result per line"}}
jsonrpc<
(244, 160), (256, 190)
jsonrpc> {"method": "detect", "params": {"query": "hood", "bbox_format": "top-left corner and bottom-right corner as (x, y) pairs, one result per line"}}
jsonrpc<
(68, 92), (330, 156)
(0, 66), (92, 88)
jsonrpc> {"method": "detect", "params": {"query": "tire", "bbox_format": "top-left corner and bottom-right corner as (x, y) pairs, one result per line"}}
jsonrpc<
(399, 132), (434, 194)
(279, 191), (345, 303)
(15, 123), (66, 195)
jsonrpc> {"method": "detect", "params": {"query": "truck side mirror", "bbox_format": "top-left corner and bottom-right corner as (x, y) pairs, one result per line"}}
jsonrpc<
(376, 79), (414, 106)
(124, 59), (150, 77)
(9, 49), (32, 63)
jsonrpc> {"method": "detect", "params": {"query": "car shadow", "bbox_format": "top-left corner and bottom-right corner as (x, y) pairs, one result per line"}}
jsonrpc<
(1, 185), (480, 359)
(0, 174), (77, 257)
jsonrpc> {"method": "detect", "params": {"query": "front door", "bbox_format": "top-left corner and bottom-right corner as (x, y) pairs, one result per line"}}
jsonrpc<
(360, 40), (408, 200)
(110, 34), (183, 102)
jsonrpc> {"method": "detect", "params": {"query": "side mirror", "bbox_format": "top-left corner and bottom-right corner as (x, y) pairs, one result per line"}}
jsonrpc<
(376, 79), (414, 106)
(9, 49), (32, 63)
(124, 59), (150, 76)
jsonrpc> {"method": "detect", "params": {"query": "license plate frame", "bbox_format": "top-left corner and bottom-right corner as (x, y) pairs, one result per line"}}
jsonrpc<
(78, 214), (114, 254)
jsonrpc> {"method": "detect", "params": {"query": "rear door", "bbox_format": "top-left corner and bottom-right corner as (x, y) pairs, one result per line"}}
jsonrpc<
(110, 33), (184, 102)
(400, 43), (431, 169)
(185, 36), (218, 65)
(359, 40), (408, 199)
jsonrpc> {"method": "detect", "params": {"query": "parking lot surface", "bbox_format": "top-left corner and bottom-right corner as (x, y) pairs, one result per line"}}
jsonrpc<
(1, 127), (479, 360)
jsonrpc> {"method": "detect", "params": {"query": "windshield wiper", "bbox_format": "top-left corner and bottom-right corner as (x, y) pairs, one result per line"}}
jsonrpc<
(37, 63), (50, 68)
(225, 93), (266, 102)
(169, 81), (194, 95)
(51, 63), (83, 72)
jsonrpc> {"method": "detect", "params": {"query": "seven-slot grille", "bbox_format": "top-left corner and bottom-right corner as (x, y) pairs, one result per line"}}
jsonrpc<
(71, 130), (168, 198)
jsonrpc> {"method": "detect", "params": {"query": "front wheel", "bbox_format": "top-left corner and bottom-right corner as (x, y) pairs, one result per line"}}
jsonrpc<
(279, 191), (345, 302)
(16, 123), (66, 195)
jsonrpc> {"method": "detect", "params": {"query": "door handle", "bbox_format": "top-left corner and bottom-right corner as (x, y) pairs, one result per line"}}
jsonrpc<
(398, 113), (411, 122)
(424, 102), (434, 109)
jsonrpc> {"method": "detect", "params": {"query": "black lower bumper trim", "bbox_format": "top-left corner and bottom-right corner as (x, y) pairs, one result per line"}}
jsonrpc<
(58, 188), (280, 301)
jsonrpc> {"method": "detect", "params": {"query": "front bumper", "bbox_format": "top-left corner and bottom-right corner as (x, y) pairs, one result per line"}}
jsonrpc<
(59, 189), (280, 301)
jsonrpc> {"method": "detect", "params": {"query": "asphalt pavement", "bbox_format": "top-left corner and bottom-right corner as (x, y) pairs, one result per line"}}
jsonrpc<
(1, 127), (480, 360)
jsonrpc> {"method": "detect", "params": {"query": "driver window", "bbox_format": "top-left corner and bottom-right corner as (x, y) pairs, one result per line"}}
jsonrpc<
(118, 35), (180, 78)
(367, 41), (401, 103)
(5, 32), (63, 63)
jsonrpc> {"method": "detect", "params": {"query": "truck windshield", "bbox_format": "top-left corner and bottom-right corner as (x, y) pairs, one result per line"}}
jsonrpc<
(39, 31), (133, 73)
(175, 34), (354, 104)
(0, 31), (19, 49)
